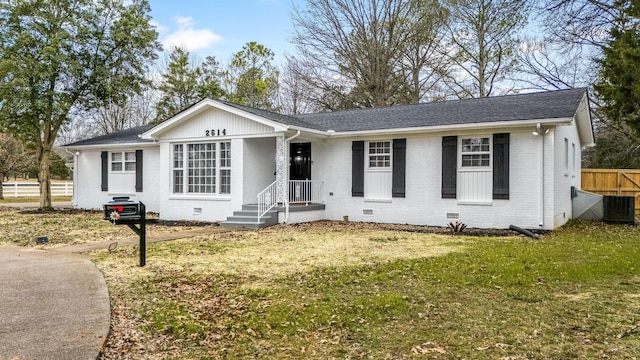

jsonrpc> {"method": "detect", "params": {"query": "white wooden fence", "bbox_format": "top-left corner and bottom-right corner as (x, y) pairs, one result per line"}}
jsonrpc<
(1, 182), (73, 197)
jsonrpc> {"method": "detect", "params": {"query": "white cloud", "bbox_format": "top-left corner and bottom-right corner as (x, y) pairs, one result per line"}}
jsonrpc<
(160, 16), (222, 52)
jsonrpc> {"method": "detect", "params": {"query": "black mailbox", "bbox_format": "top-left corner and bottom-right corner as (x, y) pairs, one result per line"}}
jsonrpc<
(103, 196), (142, 222)
(102, 196), (147, 267)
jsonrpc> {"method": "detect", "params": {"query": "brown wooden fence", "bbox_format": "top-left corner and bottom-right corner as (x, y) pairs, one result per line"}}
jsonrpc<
(581, 169), (640, 215)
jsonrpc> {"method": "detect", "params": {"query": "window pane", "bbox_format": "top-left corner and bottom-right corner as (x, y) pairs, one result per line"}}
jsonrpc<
(111, 152), (122, 162)
(173, 170), (183, 193)
(221, 142), (231, 167)
(461, 137), (490, 167)
(187, 143), (216, 193)
(462, 154), (490, 167)
(368, 141), (391, 168)
(220, 169), (231, 194)
(173, 144), (183, 168)
(125, 162), (136, 171)
(125, 152), (136, 161)
(111, 162), (122, 171)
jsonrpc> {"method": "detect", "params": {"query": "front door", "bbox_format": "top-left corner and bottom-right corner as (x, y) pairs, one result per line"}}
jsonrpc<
(290, 143), (311, 180)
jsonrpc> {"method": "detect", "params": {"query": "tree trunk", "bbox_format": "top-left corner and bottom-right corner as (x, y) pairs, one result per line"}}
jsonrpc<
(0, 172), (4, 200)
(39, 147), (52, 209)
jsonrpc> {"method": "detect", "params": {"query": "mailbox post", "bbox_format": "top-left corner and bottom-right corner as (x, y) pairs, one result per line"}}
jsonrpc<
(103, 197), (147, 267)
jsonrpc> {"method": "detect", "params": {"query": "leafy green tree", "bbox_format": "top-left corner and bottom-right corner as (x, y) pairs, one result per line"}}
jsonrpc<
(155, 47), (224, 122)
(0, 0), (160, 208)
(225, 42), (278, 110)
(594, 15), (640, 136)
(49, 151), (70, 179)
(0, 133), (26, 198)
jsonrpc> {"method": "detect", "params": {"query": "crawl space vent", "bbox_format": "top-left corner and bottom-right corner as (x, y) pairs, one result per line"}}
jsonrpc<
(363, 209), (374, 216)
(194, 207), (202, 215)
(446, 212), (460, 220)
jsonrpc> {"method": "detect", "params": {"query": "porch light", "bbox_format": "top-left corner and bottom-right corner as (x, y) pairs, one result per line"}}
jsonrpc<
(532, 123), (549, 136)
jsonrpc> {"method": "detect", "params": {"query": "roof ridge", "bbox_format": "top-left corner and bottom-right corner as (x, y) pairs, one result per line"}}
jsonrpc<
(299, 87), (587, 117)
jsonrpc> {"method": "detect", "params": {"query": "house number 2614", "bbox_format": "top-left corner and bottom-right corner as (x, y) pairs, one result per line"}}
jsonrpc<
(205, 129), (227, 136)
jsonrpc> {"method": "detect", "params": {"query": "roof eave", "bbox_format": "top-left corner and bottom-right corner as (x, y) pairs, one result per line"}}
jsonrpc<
(575, 92), (595, 147)
(323, 118), (574, 137)
(63, 142), (159, 151)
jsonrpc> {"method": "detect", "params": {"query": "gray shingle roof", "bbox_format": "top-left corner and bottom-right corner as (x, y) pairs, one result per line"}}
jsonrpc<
(218, 100), (326, 131)
(64, 88), (587, 147)
(298, 88), (587, 132)
(64, 125), (154, 147)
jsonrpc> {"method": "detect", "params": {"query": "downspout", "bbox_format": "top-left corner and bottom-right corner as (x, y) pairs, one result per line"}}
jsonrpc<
(538, 125), (545, 228)
(283, 130), (301, 223)
(64, 148), (78, 208)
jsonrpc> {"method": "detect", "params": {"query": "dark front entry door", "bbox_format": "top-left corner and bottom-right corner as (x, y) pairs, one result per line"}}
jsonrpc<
(290, 143), (311, 180)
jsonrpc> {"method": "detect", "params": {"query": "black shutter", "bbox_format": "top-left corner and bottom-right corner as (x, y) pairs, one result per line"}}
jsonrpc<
(135, 150), (143, 192)
(441, 136), (457, 199)
(493, 133), (510, 199)
(352, 141), (364, 197)
(101, 151), (108, 192)
(392, 139), (406, 198)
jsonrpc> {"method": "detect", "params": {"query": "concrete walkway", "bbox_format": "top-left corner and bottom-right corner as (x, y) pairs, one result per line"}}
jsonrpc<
(0, 247), (110, 360)
(57, 226), (233, 253)
(0, 224), (234, 359)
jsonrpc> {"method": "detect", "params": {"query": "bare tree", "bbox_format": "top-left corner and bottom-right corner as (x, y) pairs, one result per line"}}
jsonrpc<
(442, 0), (530, 98)
(291, 0), (449, 110)
(516, 39), (596, 91)
(277, 56), (317, 115)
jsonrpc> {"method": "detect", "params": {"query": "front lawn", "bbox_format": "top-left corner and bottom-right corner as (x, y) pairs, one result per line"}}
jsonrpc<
(0, 208), (219, 247)
(89, 220), (640, 359)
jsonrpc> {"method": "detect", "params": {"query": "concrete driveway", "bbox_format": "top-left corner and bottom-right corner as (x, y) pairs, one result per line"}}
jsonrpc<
(0, 246), (110, 360)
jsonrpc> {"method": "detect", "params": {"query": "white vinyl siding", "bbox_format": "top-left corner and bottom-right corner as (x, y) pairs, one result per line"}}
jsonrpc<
(365, 141), (392, 199)
(458, 136), (492, 203)
(172, 141), (231, 195)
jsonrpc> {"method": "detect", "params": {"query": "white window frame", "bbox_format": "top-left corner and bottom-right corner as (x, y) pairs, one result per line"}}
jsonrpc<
(171, 141), (231, 196)
(111, 151), (136, 172)
(459, 136), (492, 171)
(367, 141), (392, 170)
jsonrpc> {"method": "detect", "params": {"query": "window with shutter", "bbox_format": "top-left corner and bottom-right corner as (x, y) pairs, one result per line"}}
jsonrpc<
(442, 136), (457, 198)
(352, 141), (364, 197)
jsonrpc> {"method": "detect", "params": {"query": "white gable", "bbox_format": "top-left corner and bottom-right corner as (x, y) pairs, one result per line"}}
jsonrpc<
(157, 107), (276, 140)
(141, 99), (289, 141)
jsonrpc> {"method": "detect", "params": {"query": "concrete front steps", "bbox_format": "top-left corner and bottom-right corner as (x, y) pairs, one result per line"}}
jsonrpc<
(219, 204), (278, 229)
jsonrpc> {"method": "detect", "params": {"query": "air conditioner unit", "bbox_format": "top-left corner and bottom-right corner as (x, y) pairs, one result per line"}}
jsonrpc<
(603, 196), (635, 224)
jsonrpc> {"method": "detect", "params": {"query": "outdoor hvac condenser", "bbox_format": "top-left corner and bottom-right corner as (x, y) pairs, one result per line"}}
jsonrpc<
(603, 196), (635, 224)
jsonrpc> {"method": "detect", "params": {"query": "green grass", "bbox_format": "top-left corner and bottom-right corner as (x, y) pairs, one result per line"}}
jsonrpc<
(93, 220), (640, 359)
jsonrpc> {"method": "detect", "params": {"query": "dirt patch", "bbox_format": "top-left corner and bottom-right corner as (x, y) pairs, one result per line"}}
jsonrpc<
(266, 220), (544, 237)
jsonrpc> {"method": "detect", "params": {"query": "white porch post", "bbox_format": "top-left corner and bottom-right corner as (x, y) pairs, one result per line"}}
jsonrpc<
(276, 135), (286, 205)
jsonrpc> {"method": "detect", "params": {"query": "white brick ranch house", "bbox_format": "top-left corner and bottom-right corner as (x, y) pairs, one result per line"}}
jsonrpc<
(64, 88), (593, 230)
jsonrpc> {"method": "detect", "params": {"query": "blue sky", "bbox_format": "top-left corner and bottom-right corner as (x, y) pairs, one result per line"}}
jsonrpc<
(147, 0), (300, 64)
